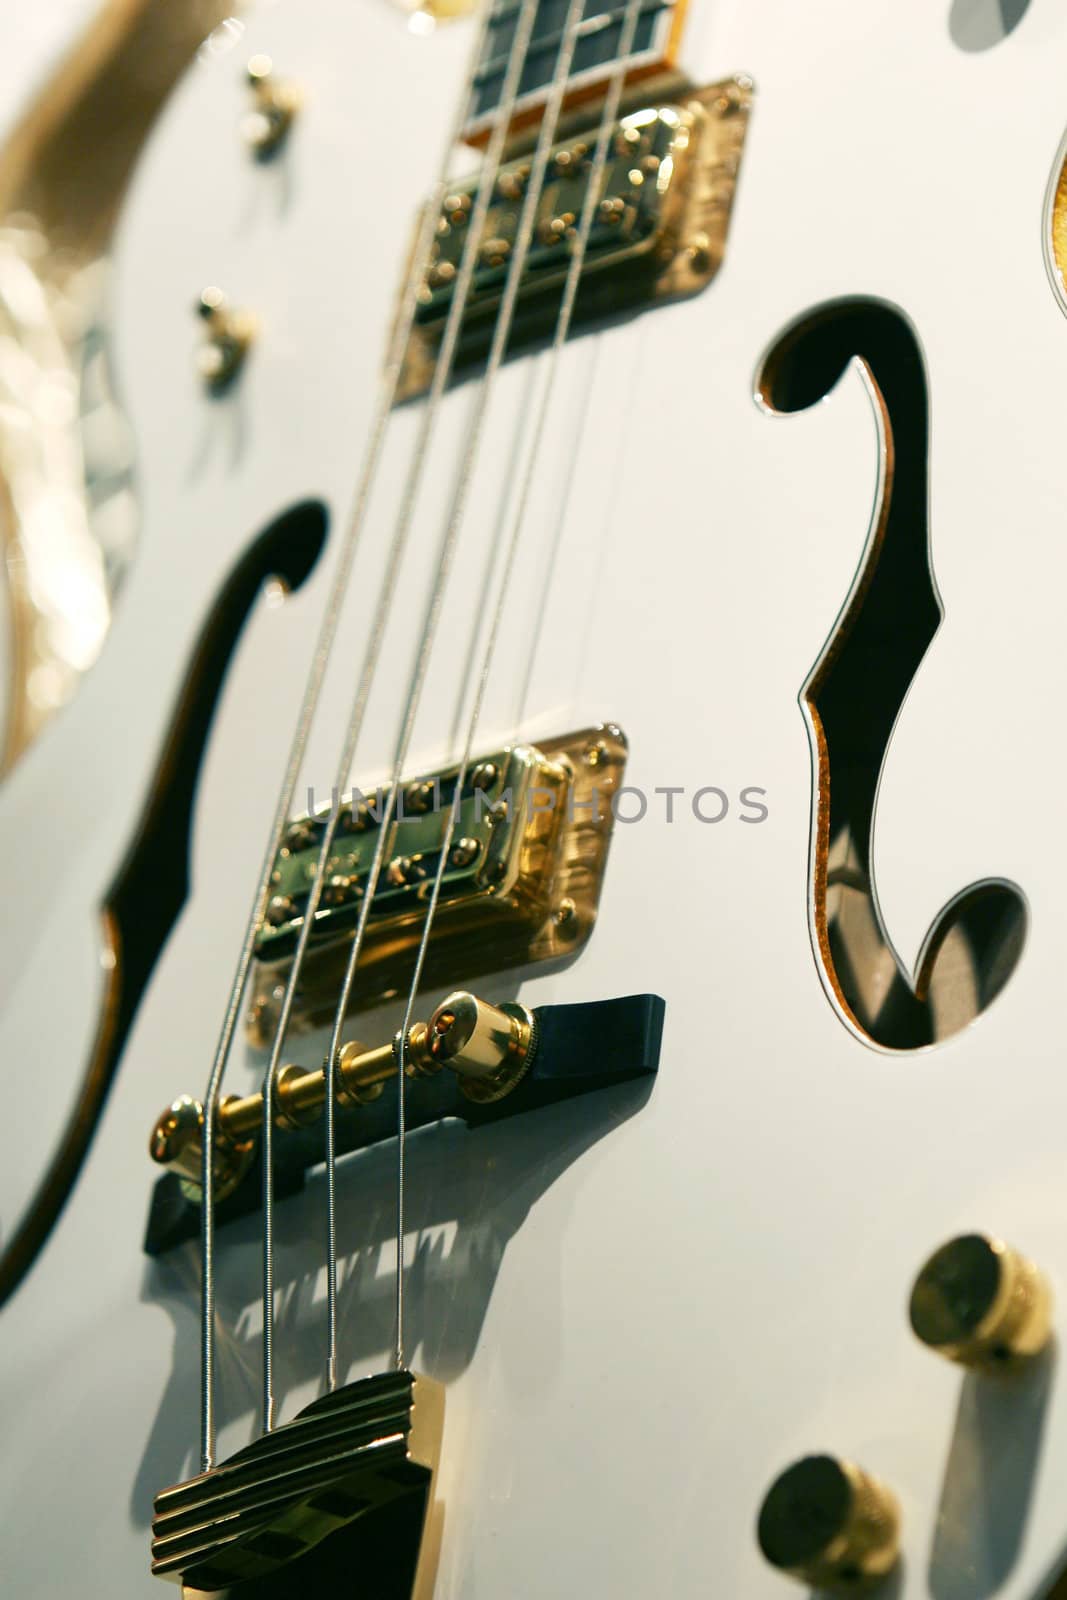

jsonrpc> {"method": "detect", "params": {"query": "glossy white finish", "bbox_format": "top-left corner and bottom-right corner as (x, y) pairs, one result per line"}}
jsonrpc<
(3, 1), (1067, 1595)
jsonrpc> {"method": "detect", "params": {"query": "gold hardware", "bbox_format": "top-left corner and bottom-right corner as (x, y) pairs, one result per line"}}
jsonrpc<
(150, 992), (536, 1200)
(423, 991), (534, 1104)
(152, 1368), (443, 1593)
(265, 892), (297, 925)
(909, 1233), (1053, 1369)
(335, 1036), (396, 1107)
(396, 83), (752, 401)
(247, 725), (626, 1040)
(405, 778), (437, 813)
(757, 1455), (901, 1591)
(195, 286), (255, 392)
(554, 896), (577, 929)
(273, 1063), (323, 1130)
(448, 836), (480, 868)
(243, 53), (300, 157)
(148, 1093), (255, 1205)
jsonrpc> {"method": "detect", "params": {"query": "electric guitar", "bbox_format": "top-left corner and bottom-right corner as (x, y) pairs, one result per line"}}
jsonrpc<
(3, 0), (1067, 1595)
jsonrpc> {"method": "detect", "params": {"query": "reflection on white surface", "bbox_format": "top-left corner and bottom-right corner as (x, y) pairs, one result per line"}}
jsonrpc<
(197, 15), (246, 62)
(0, 0), (100, 750)
(0, 215), (136, 738)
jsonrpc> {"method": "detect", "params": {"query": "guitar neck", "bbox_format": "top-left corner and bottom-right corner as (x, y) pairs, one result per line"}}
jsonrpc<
(464, 0), (687, 137)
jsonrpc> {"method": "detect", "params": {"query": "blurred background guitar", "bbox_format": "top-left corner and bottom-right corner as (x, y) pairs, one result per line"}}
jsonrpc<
(0, 0), (230, 774)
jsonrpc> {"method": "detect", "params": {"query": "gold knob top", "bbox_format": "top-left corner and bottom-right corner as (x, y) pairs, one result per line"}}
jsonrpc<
(243, 53), (300, 157)
(150, 1093), (255, 1201)
(149, 1095), (203, 1176)
(909, 1233), (1052, 1369)
(757, 1455), (900, 1590)
(426, 991), (534, 1103)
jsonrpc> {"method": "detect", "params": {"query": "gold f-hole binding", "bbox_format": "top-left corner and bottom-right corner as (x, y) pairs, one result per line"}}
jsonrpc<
(758, 298), (1027, 1050)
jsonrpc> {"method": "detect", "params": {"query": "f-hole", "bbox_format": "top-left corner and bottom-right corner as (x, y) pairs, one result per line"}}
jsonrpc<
(758, 299), (1026, 1050)
(0, 499), (328, 1306)
(949, 0), (1031, 52)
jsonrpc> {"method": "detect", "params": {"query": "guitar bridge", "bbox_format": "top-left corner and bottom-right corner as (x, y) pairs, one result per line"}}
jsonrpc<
(145, 991), (664, 1255)
(151, 1370), (443, 1596)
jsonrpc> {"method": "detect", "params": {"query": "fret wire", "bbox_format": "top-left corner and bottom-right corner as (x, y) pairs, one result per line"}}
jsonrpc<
(486, 0), (673, 27)
(485, 0), (663, 25)
(473, 38), (654, 95)
(476, 0), (673, 82)
(476, 0), (671, 67)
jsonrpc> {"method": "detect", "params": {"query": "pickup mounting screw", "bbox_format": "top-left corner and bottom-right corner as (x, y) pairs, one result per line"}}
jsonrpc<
(539, 216), (568, 245)
(687, 232), (712, 273)
(448, 837), (480, 869)
(471, 761), (498, 791)
(480, 237), (511, 267)
(283, 819), (319, 853)
(404, 780), (436, 814)
(554, 898), (577, 930)
(342, 802), (372, 833)
(265, 894), (296, 927)
(322, 873), (361, 907)
(387, 855), (420, 887)
(712, 80), (746, 117)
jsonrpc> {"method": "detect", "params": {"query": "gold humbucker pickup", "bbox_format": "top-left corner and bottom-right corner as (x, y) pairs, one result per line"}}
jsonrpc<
(247, 725), (626, 1042)
(151, 1370), (443, 1594)
(397, 79), (752, 400)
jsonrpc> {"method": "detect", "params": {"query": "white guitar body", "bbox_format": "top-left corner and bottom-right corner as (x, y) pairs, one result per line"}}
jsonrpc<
(3, 0), (1067, 1594)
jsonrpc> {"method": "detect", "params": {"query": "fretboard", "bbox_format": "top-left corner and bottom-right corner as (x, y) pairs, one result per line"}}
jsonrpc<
(467, 0), (679, 132)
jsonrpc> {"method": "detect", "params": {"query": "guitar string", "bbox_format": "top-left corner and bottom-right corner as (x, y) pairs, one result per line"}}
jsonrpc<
(196, 0), (500, 1468)
(313, 0), (595, 1381)
(257, 0), (546, 1428)
(389, 0), (646, 1372)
